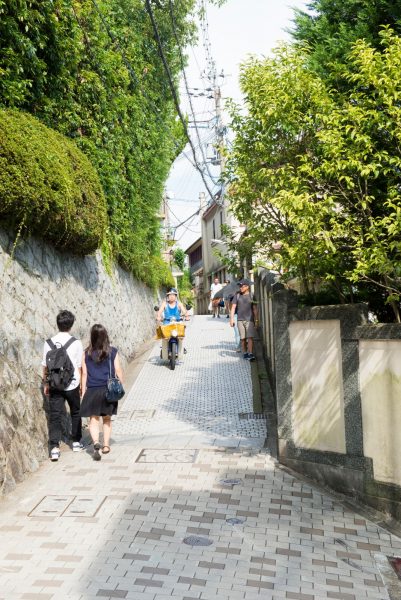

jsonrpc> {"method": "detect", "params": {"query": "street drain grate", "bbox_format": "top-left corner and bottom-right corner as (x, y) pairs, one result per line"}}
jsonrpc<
(239, 412), (266, 420)
(388, 557), (401, 580)
(226, 517), (246, 525)
(183, 535), (213, 547)
(219, 478), (243, 486)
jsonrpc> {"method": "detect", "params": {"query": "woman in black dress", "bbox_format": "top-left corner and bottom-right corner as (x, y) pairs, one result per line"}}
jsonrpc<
(80, 324), (124, 460)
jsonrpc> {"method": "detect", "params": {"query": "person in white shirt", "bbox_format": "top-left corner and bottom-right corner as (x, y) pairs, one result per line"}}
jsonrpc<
(42, 310), (83, 461)
(209, 276), (223, 318)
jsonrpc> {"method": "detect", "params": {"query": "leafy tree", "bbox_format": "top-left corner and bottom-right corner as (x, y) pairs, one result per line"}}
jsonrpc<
(292, 0), (401, 86)
(226, 45), (338, 296)
(226, 33), (401, 320)
(177, 267), (193, 306)
(173, 247), (186, 271)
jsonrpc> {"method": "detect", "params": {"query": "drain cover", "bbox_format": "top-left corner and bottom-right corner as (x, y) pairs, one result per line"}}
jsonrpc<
(183, 535), (213, 547)
(388, 557), (401, 580)
(239, 412), (267, 420)
(220, 478), (243, 486)
(136, 449), (198, 463)
(226, 517), (245, 525)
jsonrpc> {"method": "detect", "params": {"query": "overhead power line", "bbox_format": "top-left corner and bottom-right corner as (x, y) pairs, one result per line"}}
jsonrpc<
(86, 0), (210, 178)
(144, 0), (217, 201)
(168, 0), (218, 186)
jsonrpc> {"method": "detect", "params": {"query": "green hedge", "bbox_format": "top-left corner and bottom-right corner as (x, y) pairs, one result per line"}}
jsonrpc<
(0, 110), (107, 255)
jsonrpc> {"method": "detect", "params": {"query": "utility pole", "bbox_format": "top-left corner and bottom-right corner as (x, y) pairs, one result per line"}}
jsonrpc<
(199, 191), (207, 216)
(161, 191), (173, 267)
(200, 0), (226, 204)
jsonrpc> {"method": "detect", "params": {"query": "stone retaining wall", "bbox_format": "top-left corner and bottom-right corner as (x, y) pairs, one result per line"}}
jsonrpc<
(0, 228), (156, 495)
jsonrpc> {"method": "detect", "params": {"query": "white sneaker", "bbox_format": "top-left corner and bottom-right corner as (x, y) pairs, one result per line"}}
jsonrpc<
(72, 442), (84, 452)
(50, 447), (60, 461)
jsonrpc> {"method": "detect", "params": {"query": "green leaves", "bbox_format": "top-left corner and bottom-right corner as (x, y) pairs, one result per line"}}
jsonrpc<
(0, 109), (107, 254)
(226, 31), (401, 313)
(0, 0), (194, 289)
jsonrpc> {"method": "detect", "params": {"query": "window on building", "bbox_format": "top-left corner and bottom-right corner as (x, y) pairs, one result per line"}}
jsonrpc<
(212, 219), (216, 240)
(189, 245), (202, 267)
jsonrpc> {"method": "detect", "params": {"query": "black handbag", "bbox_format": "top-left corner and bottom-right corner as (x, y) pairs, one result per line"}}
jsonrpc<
(105, 355), (125, 403)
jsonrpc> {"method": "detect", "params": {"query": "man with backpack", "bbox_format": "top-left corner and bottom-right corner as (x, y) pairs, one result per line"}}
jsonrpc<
(41, 310), (84, 461)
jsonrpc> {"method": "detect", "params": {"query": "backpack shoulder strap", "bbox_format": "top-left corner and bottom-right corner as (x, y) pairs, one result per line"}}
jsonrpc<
(63, 336), (76, 351)
(47, 338), (56, 350)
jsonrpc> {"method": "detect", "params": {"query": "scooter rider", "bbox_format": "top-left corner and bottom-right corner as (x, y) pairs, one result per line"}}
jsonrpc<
(156, 288), (189, 324)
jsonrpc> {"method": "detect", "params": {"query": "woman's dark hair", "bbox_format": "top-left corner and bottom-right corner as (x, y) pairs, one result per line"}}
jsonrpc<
(87, 324), (111, 362)
(57, 310), (75, 332)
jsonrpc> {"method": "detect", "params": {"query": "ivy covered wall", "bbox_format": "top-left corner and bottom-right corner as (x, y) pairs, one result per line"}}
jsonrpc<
(0, 0), (195, 287)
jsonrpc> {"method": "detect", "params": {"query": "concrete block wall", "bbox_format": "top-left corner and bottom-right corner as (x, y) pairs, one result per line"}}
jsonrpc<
(0, 228), (156, 495)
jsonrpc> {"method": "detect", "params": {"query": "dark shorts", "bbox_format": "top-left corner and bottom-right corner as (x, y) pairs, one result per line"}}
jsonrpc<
(237, 320), (256, 340)
(80, 386), (117, 417)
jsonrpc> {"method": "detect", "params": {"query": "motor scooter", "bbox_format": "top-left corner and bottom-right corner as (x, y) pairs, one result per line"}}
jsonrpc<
(154, 308), (186, 370)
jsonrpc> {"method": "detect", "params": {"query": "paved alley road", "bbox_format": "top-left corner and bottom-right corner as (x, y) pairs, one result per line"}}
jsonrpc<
(112, 314), (266, 446)
(0, 316), (400, 600)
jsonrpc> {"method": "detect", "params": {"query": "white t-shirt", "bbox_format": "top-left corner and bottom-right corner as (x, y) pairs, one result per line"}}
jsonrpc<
(210, 282), (223, 299)
(42, 332), (83, 391)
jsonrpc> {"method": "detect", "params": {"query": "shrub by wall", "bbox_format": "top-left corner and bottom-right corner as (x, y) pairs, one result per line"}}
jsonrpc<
(0, 110), (107, 255)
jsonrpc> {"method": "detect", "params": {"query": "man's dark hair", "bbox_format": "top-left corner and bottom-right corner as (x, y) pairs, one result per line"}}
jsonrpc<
(56, 310), (75, 332)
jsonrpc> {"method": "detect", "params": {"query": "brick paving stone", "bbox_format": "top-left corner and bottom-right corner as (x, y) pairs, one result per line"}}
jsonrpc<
(0, 317), (397, 600)
(96, 590), (128, 598)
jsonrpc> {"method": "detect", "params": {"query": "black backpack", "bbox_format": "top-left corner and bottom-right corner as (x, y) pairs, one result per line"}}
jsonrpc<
(46, 337), (76, 391)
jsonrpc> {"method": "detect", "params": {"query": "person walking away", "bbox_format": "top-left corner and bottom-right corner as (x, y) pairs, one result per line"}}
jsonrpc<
(209, 276), (223, 318)
(230, 279), (259, 361)
(42, 310), (84, 461)
(80, 324), (123, 461)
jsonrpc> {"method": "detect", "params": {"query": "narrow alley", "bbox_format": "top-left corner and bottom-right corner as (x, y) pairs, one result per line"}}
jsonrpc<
(0, 316), (400, 600)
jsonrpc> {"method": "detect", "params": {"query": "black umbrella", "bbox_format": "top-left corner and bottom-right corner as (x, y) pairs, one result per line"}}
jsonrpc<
(213, 282), (239, 300)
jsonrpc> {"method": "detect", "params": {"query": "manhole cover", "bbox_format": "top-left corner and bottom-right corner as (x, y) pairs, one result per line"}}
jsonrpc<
(183, 535), (213, 547)
(219, 478), (243, 486)
(388, 557), (401, 580)
(226, 517), (245, 525)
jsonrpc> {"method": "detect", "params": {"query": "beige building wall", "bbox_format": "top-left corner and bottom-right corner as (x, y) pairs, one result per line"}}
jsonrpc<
(359, 340), (401, 486)
(201, 206), (225, 277)
(289, 320), (346, 453)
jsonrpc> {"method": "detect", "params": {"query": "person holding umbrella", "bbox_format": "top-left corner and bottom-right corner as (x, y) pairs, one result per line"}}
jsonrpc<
(223, 280), (231, 318)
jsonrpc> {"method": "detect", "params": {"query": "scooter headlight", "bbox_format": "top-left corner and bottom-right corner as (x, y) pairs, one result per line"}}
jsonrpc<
(171, 329), (178, 337)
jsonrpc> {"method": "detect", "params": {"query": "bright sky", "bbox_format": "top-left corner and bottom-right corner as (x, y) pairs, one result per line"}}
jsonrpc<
(166, 0), (309, 250)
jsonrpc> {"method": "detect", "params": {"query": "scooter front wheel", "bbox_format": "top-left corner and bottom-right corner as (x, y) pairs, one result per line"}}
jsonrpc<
(169, 339), (178, 370)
